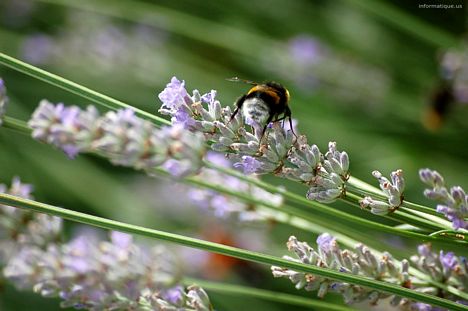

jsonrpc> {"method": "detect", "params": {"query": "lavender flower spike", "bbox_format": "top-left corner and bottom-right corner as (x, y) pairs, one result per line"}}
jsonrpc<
(360, 169), (405, 215)
(304, 142), (349, 203)
(29, 100), (206, 177)
(0, 78), (8, 126)
(419, 168), (468, 230)
(0, 177), (62, 264)
(1, 176), (213, 310)
(410, 243), (467, 303)
(156, 77), (350, 199)
(272, 234), (413, 306)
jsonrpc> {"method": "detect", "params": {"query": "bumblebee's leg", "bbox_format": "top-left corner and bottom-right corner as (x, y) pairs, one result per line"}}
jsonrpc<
(229, 94), (247, 122)
(284, 106), (297, 138)
(288, 116), (297, 138)
(259, 114), (274, 142)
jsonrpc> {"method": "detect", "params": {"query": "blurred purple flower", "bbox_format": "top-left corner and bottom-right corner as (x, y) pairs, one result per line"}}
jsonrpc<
(0, 77), (8, 126)
(288, 35), (324, 65)
(21, 34), (54, 65)
(417, 244), (432, 257)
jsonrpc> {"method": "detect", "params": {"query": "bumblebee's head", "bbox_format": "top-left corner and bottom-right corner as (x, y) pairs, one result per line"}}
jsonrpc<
(265, 81), (290, 103)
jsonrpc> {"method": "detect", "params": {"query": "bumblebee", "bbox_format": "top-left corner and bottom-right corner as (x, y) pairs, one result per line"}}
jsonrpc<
(423, 83), (454, 131)
(228, 77), (295, 138)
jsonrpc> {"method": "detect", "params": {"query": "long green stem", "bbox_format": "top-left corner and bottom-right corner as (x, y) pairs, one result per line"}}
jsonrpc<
(182, 278), (355, 311)
(0, 193), (465, 311)
(0, 52), (169, 125)
(344, 193), (448, 231)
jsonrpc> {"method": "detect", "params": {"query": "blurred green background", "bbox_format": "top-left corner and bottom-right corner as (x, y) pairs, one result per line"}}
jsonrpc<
(0, 0), (467, 310)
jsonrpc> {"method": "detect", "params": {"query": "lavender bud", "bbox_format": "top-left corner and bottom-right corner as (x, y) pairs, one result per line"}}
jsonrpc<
(419, 168), (468, 230)
(363, 169), (405, 215)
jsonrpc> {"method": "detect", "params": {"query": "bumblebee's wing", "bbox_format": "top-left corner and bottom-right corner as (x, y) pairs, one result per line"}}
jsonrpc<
(226, 77), (257, 85)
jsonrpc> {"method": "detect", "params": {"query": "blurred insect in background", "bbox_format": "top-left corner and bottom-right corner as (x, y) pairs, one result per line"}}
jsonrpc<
(423, 83), (454, 131)
(228, 77), (296, 139)
(423, 45), (468, 131)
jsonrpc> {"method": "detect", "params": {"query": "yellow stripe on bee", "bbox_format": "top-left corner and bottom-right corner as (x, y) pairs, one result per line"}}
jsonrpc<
(247, 85), (281, 104)
(247, 85), (265, 95)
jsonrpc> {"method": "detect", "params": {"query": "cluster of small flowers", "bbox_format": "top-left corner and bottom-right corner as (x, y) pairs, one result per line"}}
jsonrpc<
(187, 152), (283, 221)
(271, 234), (467, 309)
(0, 77), (8, 126)
(360, 169), (405, 215)
(0, 177), (62, 264)
(411, 243), (467, 302)
(28, 100), (206, 177)
(5, 231), (214, 310)
(271, 234), (412, 306)
(419, 168), (467, 230)
(139, 285), (212, 311)
(0, 177), (213, 310)
(157, 77), (349, 203)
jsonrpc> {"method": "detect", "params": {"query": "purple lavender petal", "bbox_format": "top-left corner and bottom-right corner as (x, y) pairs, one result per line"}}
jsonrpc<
(233, 155), (262, 175)
(439, 251), (457, 270)
(110, 231), (133, 248)
(158, 76), (189, 110)
(316, 233), (335, 253)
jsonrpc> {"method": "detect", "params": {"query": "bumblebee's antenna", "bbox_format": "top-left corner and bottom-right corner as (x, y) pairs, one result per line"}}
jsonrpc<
(226, 77), (257, 85)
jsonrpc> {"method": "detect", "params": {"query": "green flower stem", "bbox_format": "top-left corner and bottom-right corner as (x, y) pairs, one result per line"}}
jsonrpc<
(346, 178), (452, 228)
(182, 278), (355, 311)
(429, 229), (468, 240)
(179, 173), (462, 246)
(0, 52), (169, 126)
(348, 177), (444, 218)
(344, 192), (449, 232)
(0, 193), (465, 311)
(402, 201), (443, 217)
(2, 116), (30, 134)
(347, 178), (443, 218)
(203, 162), (465, 247)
